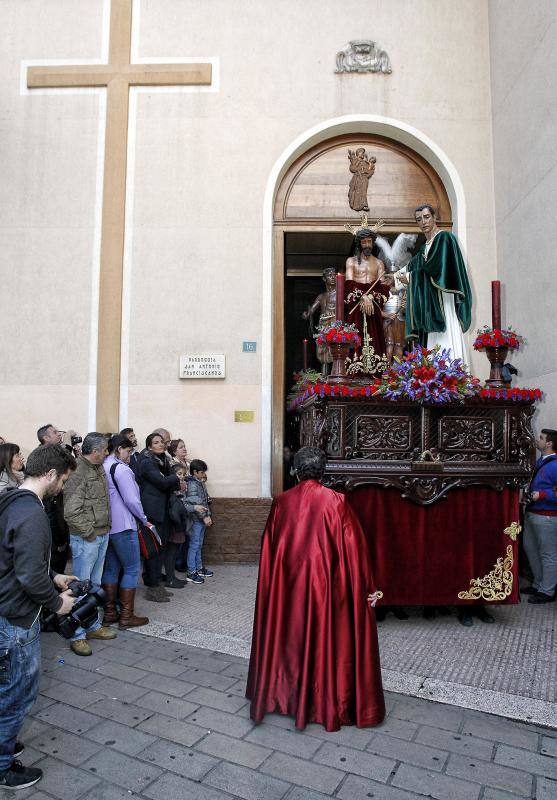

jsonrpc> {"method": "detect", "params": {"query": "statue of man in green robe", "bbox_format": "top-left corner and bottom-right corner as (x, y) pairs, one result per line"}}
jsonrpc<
(405, 204), (472, 364)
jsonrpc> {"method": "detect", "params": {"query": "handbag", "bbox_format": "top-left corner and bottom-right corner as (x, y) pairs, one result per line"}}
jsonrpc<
(109, 462), (161, 560)
(136, 520), (161, 560)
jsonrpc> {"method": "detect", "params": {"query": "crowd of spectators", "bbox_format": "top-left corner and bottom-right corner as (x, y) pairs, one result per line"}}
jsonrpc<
(0, 424), (215, 787)
(0, 423), (214, 659)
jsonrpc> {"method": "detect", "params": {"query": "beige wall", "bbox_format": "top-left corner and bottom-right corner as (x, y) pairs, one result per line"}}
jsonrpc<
(489, 0), (557, 432)
(1, 0), (498, 491)
(0, 0), (105, 453)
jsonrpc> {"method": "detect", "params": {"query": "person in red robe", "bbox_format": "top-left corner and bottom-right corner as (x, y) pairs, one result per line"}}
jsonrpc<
(246, 447), (385, 732)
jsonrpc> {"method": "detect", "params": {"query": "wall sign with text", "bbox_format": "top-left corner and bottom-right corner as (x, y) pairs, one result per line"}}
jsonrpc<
(179, 354), (226, 379)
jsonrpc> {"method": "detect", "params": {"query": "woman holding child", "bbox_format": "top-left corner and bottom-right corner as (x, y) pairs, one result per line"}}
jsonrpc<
(137, 432), (183, 601)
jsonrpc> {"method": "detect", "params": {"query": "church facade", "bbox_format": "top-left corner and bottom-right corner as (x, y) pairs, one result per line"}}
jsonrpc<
(1, 0), (554, 513)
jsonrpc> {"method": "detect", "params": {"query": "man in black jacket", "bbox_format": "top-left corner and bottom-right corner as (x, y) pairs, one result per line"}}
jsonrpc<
(37, 424), (78, 573)
(0, 445), (77, 790)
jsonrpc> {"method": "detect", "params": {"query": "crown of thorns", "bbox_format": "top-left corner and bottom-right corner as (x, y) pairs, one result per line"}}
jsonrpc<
(344, 214), (384, 236)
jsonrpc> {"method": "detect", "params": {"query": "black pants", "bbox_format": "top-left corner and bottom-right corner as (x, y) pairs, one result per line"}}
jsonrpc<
(143, 517), (171, 587)
(164, 542), (179, 581)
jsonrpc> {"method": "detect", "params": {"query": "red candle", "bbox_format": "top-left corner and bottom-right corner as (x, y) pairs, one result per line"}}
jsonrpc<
(303, 338), (308, 371)
(335, 272), (345, 322)
(491, 280), (501, 330)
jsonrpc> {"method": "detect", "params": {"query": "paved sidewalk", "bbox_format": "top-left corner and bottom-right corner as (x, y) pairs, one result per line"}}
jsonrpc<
(12, 628), (557, 800)
(131, 565), (557, 728)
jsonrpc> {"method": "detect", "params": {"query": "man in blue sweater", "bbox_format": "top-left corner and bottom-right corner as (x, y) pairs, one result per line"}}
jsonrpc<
(522, 429), (557, 604)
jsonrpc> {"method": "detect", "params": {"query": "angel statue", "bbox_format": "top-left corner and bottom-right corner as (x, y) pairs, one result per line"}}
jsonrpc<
(375, 233), (417, 362)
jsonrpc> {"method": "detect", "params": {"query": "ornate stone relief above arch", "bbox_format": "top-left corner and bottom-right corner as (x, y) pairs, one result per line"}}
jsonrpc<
(335, 40), (392, 74)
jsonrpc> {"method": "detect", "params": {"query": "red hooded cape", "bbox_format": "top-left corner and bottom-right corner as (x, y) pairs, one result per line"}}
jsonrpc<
(246, 480), (385, 731)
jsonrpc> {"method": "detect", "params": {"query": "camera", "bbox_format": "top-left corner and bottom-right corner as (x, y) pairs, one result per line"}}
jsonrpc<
(58, 430), (82, 447)
(44, 579), (107, 639)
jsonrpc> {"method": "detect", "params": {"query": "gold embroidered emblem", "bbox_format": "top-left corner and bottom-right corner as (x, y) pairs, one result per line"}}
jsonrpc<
(503, 521), (521, 541)
(457, 545), (514, 602)
(346, 320), (388, 377)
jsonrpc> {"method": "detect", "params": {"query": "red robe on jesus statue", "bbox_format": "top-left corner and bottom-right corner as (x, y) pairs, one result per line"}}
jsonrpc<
(345, 278), (390, 364)
(246, 479), (385, 731)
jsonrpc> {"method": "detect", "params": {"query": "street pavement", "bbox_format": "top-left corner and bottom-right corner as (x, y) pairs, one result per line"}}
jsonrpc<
(10, 627), (557, 800)
(131, 565), (557, 728)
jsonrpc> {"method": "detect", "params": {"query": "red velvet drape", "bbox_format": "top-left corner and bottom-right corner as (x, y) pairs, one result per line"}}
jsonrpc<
(346, 486), (520, 605)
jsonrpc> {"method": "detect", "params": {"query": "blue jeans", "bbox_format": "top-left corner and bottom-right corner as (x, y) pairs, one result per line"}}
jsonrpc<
(0, 618), (41, 773)
(523, 512), (557, 595)
(187, 519), (206, 574)
(69, 534), (109, 640)
(102, 530), (141, 589)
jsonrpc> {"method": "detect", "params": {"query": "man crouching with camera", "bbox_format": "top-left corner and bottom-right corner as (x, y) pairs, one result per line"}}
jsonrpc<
(0, 444), (77, 790)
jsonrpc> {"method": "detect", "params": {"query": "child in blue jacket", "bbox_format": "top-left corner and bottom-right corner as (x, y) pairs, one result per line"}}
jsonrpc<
(184, 459), (214, 584)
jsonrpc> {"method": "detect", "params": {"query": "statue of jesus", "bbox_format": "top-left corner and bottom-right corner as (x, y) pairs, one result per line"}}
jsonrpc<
(344, 226), (391, 373)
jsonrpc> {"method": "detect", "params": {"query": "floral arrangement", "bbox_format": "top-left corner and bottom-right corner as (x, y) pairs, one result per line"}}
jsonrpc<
(287, 340), (543, 410)
(377, 346), (480, 404)
(291, 369), (323, 386)
(287, 380), (381, 409)
(316, 321), (361, 348)
(287, 378), (542, 411)
(473, 326), (523, 351)
(286, 369), (324, 405)
(480, 387), (542, 401)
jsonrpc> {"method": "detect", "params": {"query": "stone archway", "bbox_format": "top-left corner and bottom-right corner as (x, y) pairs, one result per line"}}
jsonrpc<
(260, 116), (466, 496)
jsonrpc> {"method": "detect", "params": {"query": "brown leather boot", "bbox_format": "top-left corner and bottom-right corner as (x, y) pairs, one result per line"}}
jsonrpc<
(118, 587), (149, 628)
(102, 583), (120, 624)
